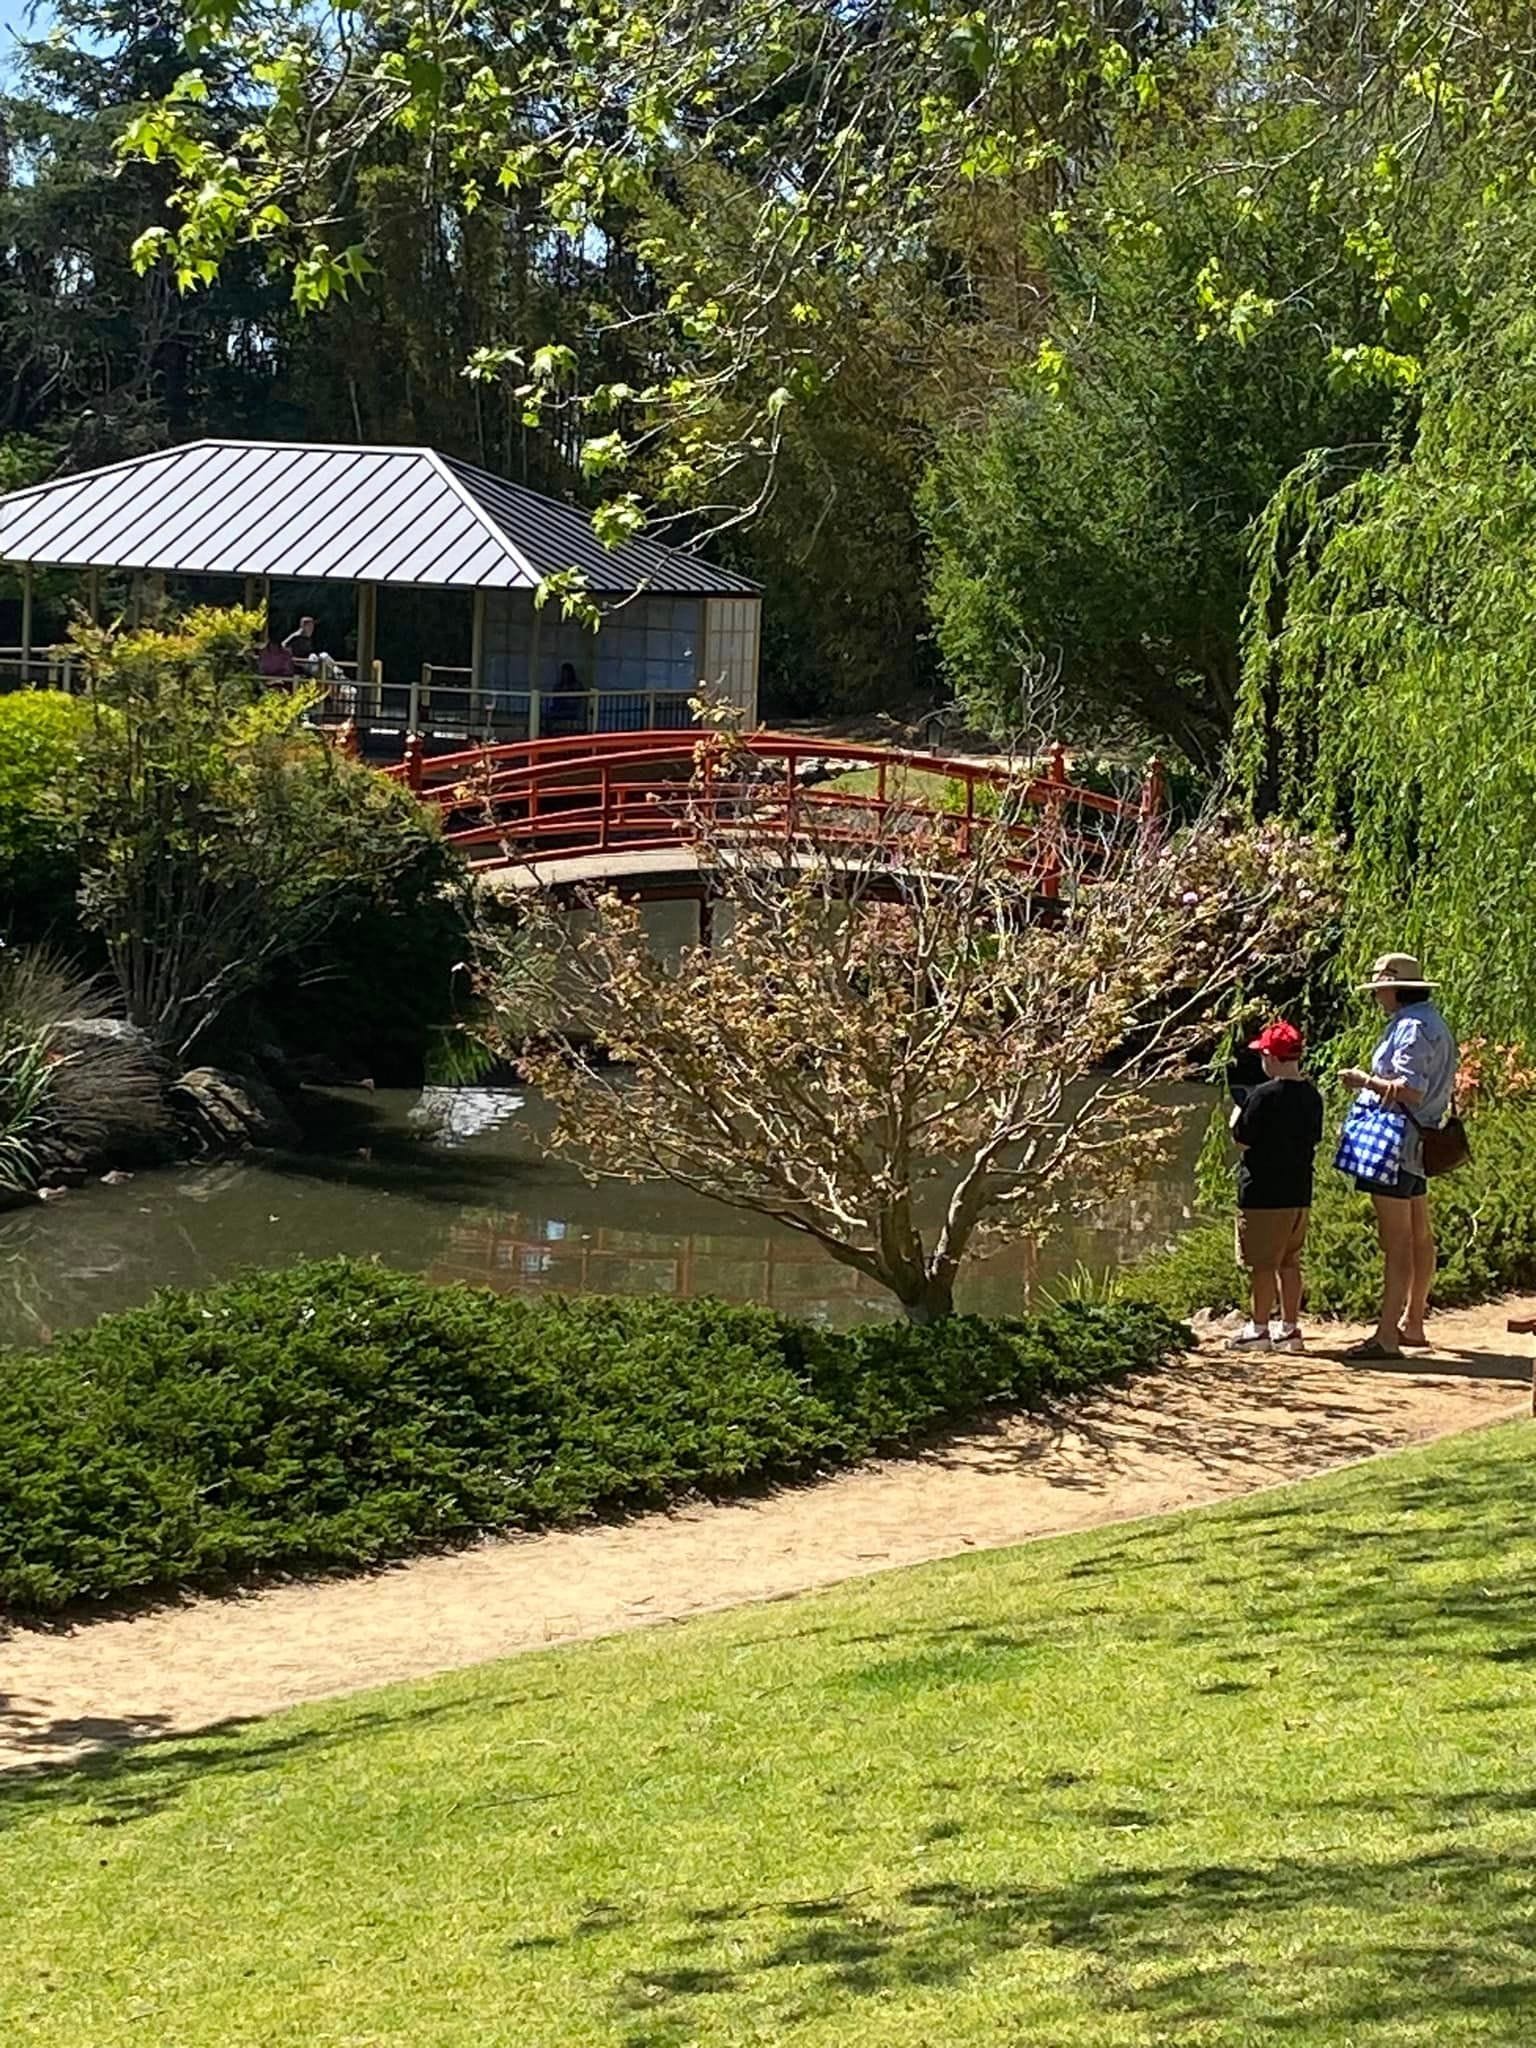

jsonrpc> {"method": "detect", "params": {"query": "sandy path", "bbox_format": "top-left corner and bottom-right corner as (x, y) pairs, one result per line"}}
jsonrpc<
(4, 1299), (1532, 1772)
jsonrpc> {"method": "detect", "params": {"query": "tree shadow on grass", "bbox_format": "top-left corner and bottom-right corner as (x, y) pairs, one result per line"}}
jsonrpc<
(0, 1683), (563, 1831)
(609, 1823), (1536, 2044)
(1051, 1437), (1536, 1660)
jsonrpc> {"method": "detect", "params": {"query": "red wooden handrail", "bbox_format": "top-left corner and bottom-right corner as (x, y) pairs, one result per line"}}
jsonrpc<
(384, 731), (1160, 879)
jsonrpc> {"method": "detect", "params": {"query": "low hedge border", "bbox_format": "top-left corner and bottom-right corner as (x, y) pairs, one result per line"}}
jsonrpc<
(1131, 1099), (1536, 1323)
(0, 1261), (1189, 1614)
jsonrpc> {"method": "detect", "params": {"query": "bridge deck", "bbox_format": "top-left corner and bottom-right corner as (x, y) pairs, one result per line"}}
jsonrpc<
(479, 847), (713, 894)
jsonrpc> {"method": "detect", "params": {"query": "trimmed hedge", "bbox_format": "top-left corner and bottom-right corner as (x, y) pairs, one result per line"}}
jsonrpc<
(1132, 1100), (1536, 1323)
(0, 1260), (1188, 1613)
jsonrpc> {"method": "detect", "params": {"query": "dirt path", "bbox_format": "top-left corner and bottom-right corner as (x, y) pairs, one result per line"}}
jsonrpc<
(4, 1300), (1532, 1773)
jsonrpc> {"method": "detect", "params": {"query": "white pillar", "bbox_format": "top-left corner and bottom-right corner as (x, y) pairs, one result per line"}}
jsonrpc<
(20, 562), (33, 670)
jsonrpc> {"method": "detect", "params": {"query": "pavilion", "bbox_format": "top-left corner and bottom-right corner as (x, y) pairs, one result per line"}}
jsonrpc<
(0, 439), (761, 738)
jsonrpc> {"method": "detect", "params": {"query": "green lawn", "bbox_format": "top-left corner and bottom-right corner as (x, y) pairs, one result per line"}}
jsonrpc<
(818, 761), (968, 803)
(6, 1420), (1536, 2046)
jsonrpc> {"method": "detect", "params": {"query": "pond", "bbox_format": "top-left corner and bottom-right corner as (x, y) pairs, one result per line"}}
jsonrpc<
(0, 1086), (1211, 1348)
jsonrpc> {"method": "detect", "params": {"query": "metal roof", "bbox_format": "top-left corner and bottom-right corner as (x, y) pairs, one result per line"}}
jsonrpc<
(0, 439), (759, 597)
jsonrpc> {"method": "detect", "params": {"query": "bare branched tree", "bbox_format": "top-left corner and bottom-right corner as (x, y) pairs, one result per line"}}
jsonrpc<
(480, 740), (1336, 1320)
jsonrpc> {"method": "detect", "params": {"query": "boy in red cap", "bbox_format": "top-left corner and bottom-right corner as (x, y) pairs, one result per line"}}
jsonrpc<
(1228, 1021), (1325, 1352)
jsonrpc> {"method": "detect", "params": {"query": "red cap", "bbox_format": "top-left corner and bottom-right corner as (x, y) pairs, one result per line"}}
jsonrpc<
(1249, 1020), (1304, 1061)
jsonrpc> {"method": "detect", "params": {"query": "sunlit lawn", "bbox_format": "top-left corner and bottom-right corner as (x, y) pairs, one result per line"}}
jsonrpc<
(819, 762), (973, 805)
(5, 1421), (1536, 2046)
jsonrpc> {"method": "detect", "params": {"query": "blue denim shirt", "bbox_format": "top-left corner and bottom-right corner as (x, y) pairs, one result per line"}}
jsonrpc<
(1362, 1001), (1458, 1177)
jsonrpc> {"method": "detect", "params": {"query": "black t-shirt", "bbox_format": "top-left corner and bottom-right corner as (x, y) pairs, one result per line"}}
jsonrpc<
(1234, 1077), (1325, 1209)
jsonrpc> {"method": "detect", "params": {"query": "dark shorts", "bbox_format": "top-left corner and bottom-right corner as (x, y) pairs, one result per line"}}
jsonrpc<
(1357, 1170), (1428, 1201)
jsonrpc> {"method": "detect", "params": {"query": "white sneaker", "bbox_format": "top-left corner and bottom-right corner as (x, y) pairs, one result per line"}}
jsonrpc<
(1226, 1322), (1272, 1352)
(1271, 1324), (1307, 1354)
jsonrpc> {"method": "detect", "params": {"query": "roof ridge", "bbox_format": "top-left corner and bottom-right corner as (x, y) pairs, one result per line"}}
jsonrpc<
(428, 449), (541, 586)
(1, 439), (193, 504)
(441, 450), (759, 594)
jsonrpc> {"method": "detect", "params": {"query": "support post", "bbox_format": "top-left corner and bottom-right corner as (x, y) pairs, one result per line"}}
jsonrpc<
(470, 587), (487, 729)
(19, 562), (33, 674)
(355, 581), (378, 704)
(1042, 741), (1068, 903)
(1508, 1316), (1536, 1414)
(128, 572), (143, 629)
(1140, 754), (1167, 837)
(407, 667), (422, 736)
(527, 603), (542, 741)
(85, 567), (101, 624)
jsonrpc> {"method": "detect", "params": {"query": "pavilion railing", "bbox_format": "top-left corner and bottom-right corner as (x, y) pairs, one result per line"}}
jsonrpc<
(0, 647), (702, 744)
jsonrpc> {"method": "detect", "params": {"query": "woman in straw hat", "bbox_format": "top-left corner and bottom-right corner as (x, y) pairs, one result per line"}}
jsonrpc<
(1338, 954), (1458, 1359)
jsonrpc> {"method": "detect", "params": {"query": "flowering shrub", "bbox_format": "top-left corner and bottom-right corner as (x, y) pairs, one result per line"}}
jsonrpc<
(1454, 1039), (1536, 1115)
(491, 785), (1339, 1322)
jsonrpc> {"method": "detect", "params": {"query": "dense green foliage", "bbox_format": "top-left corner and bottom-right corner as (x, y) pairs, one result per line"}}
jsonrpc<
(7, 0), (1530, 739)
(1132, 1100), (1536, 1322)
(922, 148), (1405, 764)
(0, 691), (89, 943)
(7, 1422), (1536, 2043)
(1237, 247), (1536, 1041)
(0, 613), (470, 1074)
(0, 1258), (1187, 1611)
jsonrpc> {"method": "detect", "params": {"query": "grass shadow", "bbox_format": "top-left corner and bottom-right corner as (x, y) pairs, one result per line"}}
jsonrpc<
(608, 1826), (1536, 2040)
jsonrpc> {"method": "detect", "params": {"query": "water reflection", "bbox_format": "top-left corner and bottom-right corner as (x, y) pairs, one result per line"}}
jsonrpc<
(0, 1086), (1207, 1347)
(410, 1087), (527, 1145)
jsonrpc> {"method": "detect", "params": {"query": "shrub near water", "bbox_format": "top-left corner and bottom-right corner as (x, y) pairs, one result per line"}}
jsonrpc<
(0, 1260), (1188, 1613)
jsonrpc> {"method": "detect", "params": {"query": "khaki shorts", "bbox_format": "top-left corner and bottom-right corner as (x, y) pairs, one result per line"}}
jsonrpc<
(1237, 1206), (1310, 1272)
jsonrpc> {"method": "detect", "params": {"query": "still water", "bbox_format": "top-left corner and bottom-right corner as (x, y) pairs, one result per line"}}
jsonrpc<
(0, 1087), (1210, 1348)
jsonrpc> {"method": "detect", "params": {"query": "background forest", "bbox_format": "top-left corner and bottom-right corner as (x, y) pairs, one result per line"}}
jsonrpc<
(3, 0), (1535, 1028)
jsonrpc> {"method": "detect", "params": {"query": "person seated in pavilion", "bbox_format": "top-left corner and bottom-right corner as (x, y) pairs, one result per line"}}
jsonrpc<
(257, 635), (295, 680)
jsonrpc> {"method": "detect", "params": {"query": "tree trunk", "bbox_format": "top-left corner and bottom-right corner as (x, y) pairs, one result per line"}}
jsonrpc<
(897, 1274), (955, 1325)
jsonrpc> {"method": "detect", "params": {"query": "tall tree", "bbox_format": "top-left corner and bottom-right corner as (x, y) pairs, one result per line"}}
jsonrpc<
(921, 123), (1410, 763)
(1238, 213), (1536, 1043)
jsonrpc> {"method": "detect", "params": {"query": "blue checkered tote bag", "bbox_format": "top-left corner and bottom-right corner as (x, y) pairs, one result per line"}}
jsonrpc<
(1334, 1103), (1406, 1188)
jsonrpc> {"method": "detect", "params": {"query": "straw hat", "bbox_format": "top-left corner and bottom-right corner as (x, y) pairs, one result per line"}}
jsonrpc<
(1357, 952), (1436, 992)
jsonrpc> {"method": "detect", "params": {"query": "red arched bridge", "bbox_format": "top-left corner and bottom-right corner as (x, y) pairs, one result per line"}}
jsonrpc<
(381, 729), (1164, 895)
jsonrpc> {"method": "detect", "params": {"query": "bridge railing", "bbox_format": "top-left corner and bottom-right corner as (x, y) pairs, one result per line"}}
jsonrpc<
(387, 732), (1163, 895)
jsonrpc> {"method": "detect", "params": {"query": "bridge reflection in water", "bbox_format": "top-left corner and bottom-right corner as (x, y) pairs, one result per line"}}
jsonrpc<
(426, 1187), (1196, 1323)
(0, 1086), (1206, 1350)
(430, 1213), (935, 1321)
(417, 1085), (1204, 1321)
